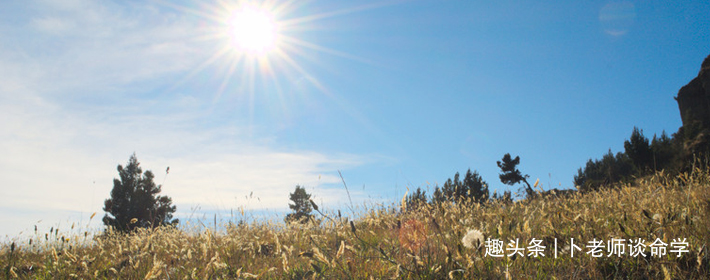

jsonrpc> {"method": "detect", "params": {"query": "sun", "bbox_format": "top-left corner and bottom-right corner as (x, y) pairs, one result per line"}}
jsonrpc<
(227, 5), (279, 55)
(162, 0), (386, 115)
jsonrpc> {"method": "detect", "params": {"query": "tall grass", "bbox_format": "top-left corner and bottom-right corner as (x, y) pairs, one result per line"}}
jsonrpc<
(2, 168), (709, 279)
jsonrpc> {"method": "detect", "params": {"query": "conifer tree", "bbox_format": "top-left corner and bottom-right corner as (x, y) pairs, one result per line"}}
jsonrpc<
(650, 131), (676, 171)
(462, 169), (489, 202)
(103, 153), (178, 232)
(404, 187), (428, 211)
(574, 150), (634, 192)
(624, 127), (653, 172)
(432, 186), (444, 204)
(441, 175), (458, 202)
(497, 153), (534, 198)
(285, 185), (313, 223)
(432, 169), (488, 203)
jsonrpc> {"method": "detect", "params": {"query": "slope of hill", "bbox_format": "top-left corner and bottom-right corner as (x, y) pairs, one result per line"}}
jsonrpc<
(2, 167), (709, 279)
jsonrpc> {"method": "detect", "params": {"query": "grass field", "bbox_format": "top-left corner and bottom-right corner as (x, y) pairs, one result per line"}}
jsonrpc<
(2, 167), (710, 279)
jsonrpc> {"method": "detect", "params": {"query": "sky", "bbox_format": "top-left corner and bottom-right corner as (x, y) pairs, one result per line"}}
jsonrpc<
(1, 0), (709, 239)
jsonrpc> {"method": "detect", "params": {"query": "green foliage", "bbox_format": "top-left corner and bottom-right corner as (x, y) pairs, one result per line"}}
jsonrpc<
(576, 127), (685, 192)
(102, 153), (178, 233)
(650, 131), (677, 171)
(490, 189), (513, 204)
(497, 154), (534, 198)
(285, 185), (313, 223)
(624, 127), (653, 173)
(432, 169), (488, 204)
(574, 149), (634, 192)
(436, 173), (458, 204)
(432, 186), (443, 205)
(404, 187), (427, 211)
(462, 169), (489, 202)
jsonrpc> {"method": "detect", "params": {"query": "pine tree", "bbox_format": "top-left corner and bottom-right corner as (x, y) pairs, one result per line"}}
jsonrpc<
(574, 149), (634, 192)
(285, 185), (313, 223)
(650, 131), (677, 171)
(102, 153), (177, 232)
(432, 186), (444, 204)
(624, 127), (652, 173)
(462, 169), (489, 202)
(491, 189), (513, 204)
(432, 169), (488, 203)
(497, 153), (534, 198)
(404, 187), (428, 211)
(441, 175), (457, 202)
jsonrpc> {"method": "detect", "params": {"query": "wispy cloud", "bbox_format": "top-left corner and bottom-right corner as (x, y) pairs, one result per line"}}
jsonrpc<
(0, 0), (375, 238)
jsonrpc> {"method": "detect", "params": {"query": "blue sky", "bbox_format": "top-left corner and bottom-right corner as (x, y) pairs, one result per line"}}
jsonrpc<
(1, 0), (708, 238)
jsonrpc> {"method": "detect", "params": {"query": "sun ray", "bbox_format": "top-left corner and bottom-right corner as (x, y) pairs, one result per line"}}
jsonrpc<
(214, 54), (243, 103)
(162, 46), (231, 95)
(275, 48), (329, 96)
(156, 0), (400, 134)
(279, 1), (400, 27)
(280, 35), (379, 66)
(155, 0), (220, 21)
(254, 55), (284, 114)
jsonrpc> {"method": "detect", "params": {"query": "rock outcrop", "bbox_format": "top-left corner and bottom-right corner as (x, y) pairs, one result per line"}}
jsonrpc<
(675, 54), (710, 157)
(676, 55), (710, 127)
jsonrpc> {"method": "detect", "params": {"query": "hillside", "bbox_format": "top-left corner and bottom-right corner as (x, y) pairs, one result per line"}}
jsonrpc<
(2, 168), (709, 279)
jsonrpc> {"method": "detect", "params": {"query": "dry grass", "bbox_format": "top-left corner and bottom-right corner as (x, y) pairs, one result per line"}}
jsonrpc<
(2, 168), (710, 279)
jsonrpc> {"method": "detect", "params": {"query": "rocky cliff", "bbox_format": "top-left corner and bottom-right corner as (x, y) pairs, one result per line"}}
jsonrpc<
(675, 54), (710, 157)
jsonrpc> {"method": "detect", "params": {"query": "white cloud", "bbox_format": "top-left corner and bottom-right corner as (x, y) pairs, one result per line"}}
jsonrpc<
(0, 0), (377, 238)
(30, 16), (76, 35)
(2, 0), (209, 99)
(34, 0), (91, 12)
(0, 88), (371, 237)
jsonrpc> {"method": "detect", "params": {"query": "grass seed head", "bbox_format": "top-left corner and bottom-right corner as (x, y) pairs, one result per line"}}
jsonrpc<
(461, 229), (484, 249)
